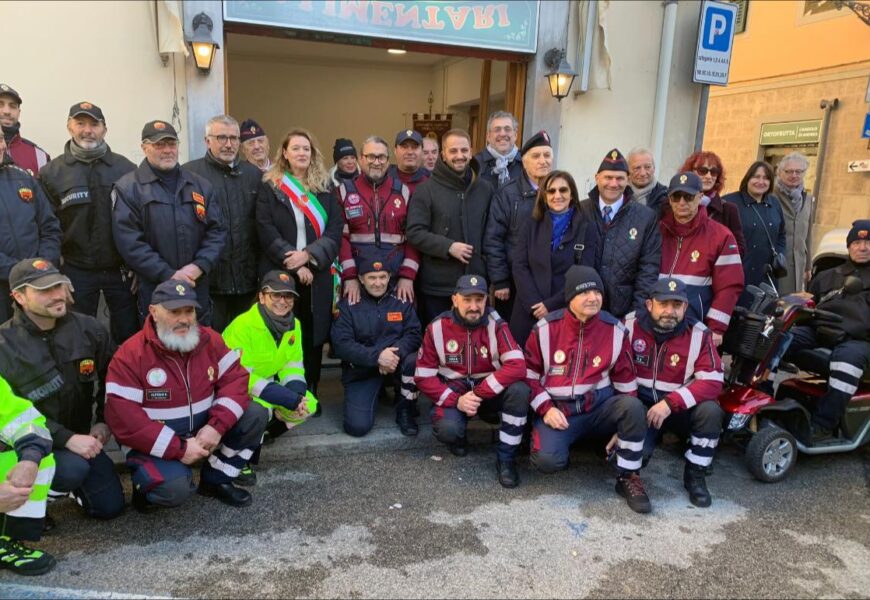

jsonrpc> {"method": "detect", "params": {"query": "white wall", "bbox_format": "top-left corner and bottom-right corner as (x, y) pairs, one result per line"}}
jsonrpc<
(227, 55), (433, 165)
(4, 0), (190, 164)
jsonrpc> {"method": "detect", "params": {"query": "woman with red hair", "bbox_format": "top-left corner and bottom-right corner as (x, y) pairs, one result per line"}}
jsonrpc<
(679, 151), (746, 256)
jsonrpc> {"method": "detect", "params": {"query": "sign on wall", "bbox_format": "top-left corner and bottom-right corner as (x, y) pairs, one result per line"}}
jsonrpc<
(224, 1), (540, 54)
(693, 0), (738, 86)
(758, 120), (822, 146)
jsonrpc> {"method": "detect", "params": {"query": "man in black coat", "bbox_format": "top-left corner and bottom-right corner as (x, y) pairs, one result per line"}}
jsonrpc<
(406, 129), (493, 327)
(578, 148), (661, 318)
(184, 115), (261, 332)
(40, 102), (138, 344)
(785, 220), (870, 441)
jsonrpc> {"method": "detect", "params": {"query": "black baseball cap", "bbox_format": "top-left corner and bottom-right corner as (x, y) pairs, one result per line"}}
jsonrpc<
(69, 101), (105, 123)
(395, 129), (423, 146)
(142, 120), (178, 143)
(454, 274), (488, 296)
(668, 172), (702, 196)
(151, 280), (201, 309)
(0, 83), (22, 104)
(650, 278), (688, 302)
(260, 270), (299, 296)
(8, 258), (72, 292)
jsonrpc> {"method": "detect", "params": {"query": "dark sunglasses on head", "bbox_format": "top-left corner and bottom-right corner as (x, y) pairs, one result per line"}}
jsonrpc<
(695, 166), (721, 177)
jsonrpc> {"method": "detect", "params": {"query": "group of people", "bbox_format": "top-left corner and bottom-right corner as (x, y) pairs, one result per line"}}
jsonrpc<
(0, 82), (868, 576)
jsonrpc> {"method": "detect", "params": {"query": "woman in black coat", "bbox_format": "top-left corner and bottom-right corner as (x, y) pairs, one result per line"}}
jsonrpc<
(510, 170), (597, 346)
(723, 160), (786, 307)
(257, 128), (342, 395)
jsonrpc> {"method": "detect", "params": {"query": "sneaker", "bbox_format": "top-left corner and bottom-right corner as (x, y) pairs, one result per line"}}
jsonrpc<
(615, 473), (652, 514)
(235, 464), (257, 487)
(683, 463), (712, 508)
(0, 536), (56, 576)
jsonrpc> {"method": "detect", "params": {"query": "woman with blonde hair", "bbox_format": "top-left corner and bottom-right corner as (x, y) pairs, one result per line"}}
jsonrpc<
(257, 128), (342, 398)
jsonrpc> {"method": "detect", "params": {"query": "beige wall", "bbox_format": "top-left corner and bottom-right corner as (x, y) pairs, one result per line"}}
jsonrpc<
(4, 0), (190, 164)
(557, 1), (703, 192)
(227, 55), (433, 165)
(705, 65), (870, 252)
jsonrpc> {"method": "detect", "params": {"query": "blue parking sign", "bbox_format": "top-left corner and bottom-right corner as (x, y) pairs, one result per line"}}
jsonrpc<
(702, 6), (734, 51)
(694, 1), (738, 86)
(863, 113), (870, 139)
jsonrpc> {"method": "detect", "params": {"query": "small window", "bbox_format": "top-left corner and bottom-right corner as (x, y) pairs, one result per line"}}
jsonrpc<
(724, 0), (749, 34)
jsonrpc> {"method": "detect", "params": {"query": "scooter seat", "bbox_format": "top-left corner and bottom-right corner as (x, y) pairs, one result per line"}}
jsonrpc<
(791, 348), (870, 382)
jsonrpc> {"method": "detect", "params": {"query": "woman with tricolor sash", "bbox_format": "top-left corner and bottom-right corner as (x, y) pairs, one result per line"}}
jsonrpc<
(257, 128), (342, 397)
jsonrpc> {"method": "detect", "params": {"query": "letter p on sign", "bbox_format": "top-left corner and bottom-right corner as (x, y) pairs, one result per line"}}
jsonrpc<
(702, 6), (733, 51)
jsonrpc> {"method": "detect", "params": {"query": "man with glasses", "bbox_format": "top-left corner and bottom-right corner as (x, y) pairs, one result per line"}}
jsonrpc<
(771, 152), (814, 295)
(112, 120), (226, 325)
(337, 136), (419, 306)
(40, 102), (139, 344)
(474, 111), (523, 190)
(185, 115), (262, 332)
(659, 173), (743, 345)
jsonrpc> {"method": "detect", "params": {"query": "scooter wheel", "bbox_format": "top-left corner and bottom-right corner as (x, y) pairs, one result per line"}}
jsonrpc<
(745, 426), (797, 483)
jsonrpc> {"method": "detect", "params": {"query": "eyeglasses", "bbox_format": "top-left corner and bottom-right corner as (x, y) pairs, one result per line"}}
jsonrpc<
(782, 169), (805, 176)
(695, 166), (721, 177)
(266, 291), (295, 301)
(669, 193), (697, 204)
(490, 125), (514, 134)
(546, 186), (570, 195)
(363, 154), (389, 163)
(209, 134), (240, 144)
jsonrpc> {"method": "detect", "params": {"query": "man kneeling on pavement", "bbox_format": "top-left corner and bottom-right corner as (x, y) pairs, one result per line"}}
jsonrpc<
(624, 278), (724, 507)
(414, 274), (529, 488)
(524, 266), (651, 512)
(105, 280), (268, 511)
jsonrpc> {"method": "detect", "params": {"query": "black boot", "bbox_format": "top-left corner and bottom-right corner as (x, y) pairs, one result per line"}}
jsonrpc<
(448, 438), (467, 457)
(396, 404), (418, 437)
(496, 458), (519, 488)
(683, 463), (712, 508)
(197, 480), (252, 507)
(132, 487), (158, 514)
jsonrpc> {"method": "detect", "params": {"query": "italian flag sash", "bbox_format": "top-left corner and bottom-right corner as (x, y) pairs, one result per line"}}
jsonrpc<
(278, 172), (327, 238)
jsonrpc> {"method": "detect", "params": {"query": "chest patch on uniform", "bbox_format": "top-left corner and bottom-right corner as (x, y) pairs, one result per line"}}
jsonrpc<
(446, 339), (459, 352)
(634, 354), (650, 367)
(146, 389), (170, 401)
(207, 366), (215, 382)
(287, 334), (296, 345)
(79, 359), (95, 376)
(445, 354), (462, 365)
(632, 339), (647, 353)
(147, 368), (167, 387)
(690, 250), (700, 263)
(553, 350), (566, 364)
(548, 366), (566, 376)
(670, 353), (681, 367)
(592, 355), (602, 368)
(345, 206), (364, 219)
(18, 187), (33, 202)
(480, 346), (488, 358)
(346, 193), (360, 205)
(393, 197), (402, 208)
(628, 227), (637, 240)
(387, 312), (403, 322)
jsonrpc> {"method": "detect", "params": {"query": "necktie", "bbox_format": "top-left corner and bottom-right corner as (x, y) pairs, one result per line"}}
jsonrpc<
(602, 205), (613, 225)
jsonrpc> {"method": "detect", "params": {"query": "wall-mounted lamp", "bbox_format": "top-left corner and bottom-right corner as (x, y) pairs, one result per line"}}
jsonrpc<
(187, 12), (220, 74)
(544, 48), (577, 101)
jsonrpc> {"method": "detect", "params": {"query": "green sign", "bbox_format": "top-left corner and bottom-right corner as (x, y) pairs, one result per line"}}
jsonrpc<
(759, 120), (822, 146)
(224, 0), (540, 54)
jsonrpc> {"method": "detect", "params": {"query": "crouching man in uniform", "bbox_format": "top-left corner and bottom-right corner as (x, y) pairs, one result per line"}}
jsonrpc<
(105, 280), (268, 512)
(332, 258), (421, 437)
(414, 274), (529, 488)
(524, 265), (651, 513)
(624, 278), (724, 507)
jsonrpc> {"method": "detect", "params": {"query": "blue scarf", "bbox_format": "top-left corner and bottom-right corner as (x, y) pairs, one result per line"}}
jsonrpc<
(550, 208), (574, 252)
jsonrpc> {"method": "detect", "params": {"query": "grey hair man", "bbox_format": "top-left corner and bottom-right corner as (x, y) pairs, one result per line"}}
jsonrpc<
(627, 147), (668, 214)
(473, 111), (523, 190)
(771, 151), (813, 294)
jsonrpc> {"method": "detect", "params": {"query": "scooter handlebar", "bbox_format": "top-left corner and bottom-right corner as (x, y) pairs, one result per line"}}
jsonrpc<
(808, 308), (842, 322)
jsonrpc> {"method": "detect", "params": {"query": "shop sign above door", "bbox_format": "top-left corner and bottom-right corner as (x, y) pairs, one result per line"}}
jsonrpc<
(224, 0), (539, 53)
(758, 120), (822, 146)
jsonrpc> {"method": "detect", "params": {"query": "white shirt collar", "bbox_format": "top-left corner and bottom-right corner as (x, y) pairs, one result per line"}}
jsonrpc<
(598, 194), (624, 217)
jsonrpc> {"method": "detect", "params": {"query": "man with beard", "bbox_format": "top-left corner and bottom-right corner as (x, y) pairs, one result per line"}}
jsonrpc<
(0, 84), (49, 175)
(524, 266), (649, 513)
(624, 278), (724, 507)
(473, 111), (523, 190)
(0, 259), (123, 524)
(407, 129), (493, 327)
(332, 258), (421, 437)
(222, 270), (317, 485)
(387, 129), (429, 196)
(239, 119), (271, 173)
(338, 136), (419, 305)
(414, 274), (529, 488)
(39, 102), (139, 344)
(105, 280), (268, 511)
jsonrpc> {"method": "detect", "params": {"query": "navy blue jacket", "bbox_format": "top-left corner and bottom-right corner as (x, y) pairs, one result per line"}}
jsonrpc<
(111, 161), (226, 284)
(331, 289), (421, 383)
(723, 190), (786, 300)
(473, 148), (523, 191)
(484, 172), (537, 289)
(0, 160), (61, 280)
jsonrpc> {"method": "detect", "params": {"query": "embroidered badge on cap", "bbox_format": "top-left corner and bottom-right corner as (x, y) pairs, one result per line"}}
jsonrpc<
(18, 188), (33, 202)
(32, 259), (50, 270)
(175, 284), (186, 295)
(79, 359), (95, 376)
(670, 353), (680, 367)
(373, 262), (383, 271)
(592, 356), (602, 368)
(406, 130), (413, 136)
(279, 273), (290, 283)
(249, 126), (257, 135)
(668, 281), (677, 291)
(154, 121), (166, 130)
(147, 368), (167, 387)
(554, 350), (566, 364)
(859, 230), (869, 239)
(470, 277), (478, 286)
(80, 102), (93, 109)
(610, 151), (617, 160)
(680, 174), (687, 184)
(446, 339), (459, 352)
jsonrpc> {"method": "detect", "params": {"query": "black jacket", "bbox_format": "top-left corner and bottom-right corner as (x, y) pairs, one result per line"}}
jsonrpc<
(184, 153), (261, 295)
(473, 148), (523, 191)
(484, 173), (537, 289)
(578, 188), (662, 318)
(406, 158), (493, 297)
(111, 160), (227, 284)
(0, 160), (61, 280)
(39, 142), (136, 271)
(0, 308), (114, 448)
(256, 181), (342, 347)
(643, 182), (670, 216)
(810, 260), (870, 342)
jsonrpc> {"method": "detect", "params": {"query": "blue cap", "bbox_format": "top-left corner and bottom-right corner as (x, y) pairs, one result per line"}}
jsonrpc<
(847, 219), (870, 247)
(454, 274), (488, 295)
(668, 172), (702, 196)
(650, 278), (688, 302)
(151, 279), (201, 309)
(357, 257), (390, 276)
(395, 129), (423, 146)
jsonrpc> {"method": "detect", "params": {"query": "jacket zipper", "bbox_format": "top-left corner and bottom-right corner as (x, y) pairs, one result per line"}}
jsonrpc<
(168, 355), (194, 432)
(373, 180), (382, 248)
(570, 324), (585, 413)
(651, 342), (667, 403)
(668, 237), (683, 276)
(465, 329), (473, 391)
